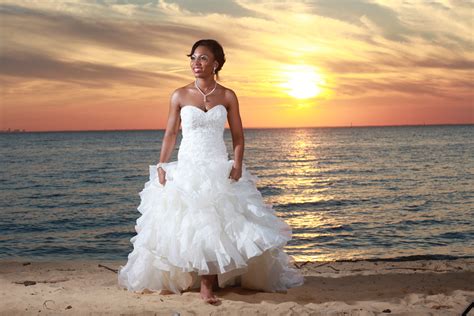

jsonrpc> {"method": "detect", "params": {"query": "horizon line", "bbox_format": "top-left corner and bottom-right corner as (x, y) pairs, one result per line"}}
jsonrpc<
(1, 122), (473, 133)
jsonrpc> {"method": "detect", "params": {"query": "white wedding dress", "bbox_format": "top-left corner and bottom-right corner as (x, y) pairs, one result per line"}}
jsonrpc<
(117, 104), (304, 294)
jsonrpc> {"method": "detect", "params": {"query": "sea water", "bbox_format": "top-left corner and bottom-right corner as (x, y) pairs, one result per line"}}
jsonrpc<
(1, 125), (473, 262)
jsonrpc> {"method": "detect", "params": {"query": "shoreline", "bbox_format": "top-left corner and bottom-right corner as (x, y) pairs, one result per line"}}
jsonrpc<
(1, 258), (473, 315)
(2, 253), (473, 265)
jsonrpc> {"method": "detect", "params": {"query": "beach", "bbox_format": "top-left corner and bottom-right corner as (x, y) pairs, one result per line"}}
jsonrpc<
(1, 258), (473, 315)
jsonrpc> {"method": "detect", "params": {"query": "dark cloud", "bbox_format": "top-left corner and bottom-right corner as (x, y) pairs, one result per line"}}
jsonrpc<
(162, 0), (258, 17)
(307, 0), (411, 42)
(426, 1), (451, 11)
(0, 3), (242, 86)
(336, 77), (472, 102)
(0, 3), (223, 57)
(95, 0), (161, 5)
(415, 56), (474, 70)
(319, 60), (383, 74)
(319, 50), (474, 74)
(449, 0), (474, 9)
(0, 48), (185, 88)
(306, 0), (472, 51)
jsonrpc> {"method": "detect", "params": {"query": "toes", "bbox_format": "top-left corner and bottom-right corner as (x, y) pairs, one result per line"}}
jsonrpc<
(202, 295), (220, 305)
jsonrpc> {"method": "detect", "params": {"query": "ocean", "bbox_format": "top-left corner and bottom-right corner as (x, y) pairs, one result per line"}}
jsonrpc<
(1, 125), (473, 262)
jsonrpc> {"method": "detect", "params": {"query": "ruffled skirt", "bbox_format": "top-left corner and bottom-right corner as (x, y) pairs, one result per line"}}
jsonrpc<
(117, 159), (304, 294)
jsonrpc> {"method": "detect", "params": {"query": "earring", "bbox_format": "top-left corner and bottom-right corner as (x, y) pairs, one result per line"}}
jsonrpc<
(213, 67), (216, 74)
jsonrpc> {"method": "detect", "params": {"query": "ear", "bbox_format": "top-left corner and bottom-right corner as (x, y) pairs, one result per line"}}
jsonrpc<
(214, 62), (219, 68)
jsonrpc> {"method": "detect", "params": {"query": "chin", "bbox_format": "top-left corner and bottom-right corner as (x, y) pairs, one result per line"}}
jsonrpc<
(194, 73), (210, 78)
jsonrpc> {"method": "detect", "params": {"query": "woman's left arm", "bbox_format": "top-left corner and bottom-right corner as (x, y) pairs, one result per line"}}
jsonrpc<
(226, 89), (244, 177)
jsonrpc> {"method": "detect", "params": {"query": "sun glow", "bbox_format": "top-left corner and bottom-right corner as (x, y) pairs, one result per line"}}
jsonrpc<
(280, 65), (326, 99)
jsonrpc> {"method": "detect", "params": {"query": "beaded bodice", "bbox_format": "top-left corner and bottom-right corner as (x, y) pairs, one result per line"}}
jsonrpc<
(177, 104), (229, 162)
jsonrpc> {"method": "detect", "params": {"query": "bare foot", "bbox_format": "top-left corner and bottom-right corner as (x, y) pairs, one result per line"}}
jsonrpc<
(200, 275), (220, 305)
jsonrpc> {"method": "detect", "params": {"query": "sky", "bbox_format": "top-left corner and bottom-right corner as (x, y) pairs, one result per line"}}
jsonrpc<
(0, 0), (473, 131)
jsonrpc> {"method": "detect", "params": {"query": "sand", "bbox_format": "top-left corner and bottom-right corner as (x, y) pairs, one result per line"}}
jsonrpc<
(1, 258), (473, 315)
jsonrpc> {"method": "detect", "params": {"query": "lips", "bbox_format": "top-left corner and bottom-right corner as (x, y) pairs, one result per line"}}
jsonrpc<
(193, 68), (203, 72)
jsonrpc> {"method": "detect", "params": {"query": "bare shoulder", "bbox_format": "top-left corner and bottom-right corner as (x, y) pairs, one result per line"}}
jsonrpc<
(169, 85), (192, 110)
(219, 83), (236, 98)
(170, 84), (191, 100)
(220, 84), (239, 111)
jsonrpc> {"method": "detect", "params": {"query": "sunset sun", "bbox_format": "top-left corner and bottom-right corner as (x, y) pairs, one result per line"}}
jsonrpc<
(280, 65), (325, 99)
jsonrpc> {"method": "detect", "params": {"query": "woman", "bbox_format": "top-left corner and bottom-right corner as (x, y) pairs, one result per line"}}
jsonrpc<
(118, 39), (304, 305)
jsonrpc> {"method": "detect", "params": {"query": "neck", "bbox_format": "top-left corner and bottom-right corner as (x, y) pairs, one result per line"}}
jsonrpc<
(195, 77), (216, 91)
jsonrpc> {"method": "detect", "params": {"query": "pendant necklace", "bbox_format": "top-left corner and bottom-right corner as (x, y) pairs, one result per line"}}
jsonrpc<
(195, 79), (217, 107)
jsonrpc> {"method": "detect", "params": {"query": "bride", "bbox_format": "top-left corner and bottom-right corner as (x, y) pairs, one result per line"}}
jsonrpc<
(118, 39), (304, 305)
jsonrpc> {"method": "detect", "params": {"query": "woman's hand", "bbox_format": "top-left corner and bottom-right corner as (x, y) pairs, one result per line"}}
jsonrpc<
(158, 167), (167, 186)
(229, 165), (242, 182)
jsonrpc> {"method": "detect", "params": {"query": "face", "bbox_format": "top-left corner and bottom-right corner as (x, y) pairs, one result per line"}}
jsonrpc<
(190, 45), (218, 78)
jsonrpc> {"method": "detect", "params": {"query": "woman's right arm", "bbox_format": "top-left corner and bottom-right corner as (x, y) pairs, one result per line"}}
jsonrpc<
(158, 90), (181, 184)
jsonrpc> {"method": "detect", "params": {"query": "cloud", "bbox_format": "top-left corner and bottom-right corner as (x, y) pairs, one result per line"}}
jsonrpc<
(0, 48), (184, 88)
(306, 0), (411, 42)
(161, 0), (258, 17)
(449, 0), (474, 9)
(1, 0), (472, 119)
(0, 2), (237, 89)
(415, 56), (474, 70)
(0, 3), (213, 57)
(320, 53), (474, 74)
(335, 76), (472, 102)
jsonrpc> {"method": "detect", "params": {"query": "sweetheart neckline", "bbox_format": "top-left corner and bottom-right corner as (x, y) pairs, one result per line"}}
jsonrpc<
(181, 104), (227, 114)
